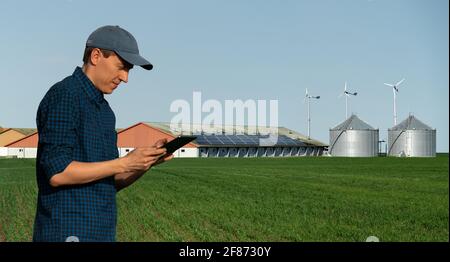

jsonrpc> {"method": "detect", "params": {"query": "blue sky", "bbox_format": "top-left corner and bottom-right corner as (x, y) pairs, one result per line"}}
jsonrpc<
(0, 0), (448, 151)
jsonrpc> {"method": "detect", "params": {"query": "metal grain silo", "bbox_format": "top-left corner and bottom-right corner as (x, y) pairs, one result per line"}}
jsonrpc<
(388, 115), (436, 157)
(329, 115), (379, 157)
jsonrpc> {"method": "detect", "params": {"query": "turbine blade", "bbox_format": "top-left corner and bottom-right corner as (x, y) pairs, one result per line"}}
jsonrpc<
(384, 83), (394, 87)
(396, 78), (405, 87)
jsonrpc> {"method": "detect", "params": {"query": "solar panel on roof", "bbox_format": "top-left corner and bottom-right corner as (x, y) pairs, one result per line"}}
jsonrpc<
(194, 134), (305, 147)
(206, 136), (222, 143)
(220, 136), (234, 145)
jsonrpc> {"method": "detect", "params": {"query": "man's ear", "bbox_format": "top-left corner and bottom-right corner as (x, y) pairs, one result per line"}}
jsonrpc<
(89, 48), (102, 66)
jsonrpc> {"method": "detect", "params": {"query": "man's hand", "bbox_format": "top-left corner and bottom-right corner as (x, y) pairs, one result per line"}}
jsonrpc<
(152, 138), (174, 167)
(154, 138), (167, 148)
(119, 146), (166, 173)
(115, 138), (174, 191)
(119, 138), (174, 173)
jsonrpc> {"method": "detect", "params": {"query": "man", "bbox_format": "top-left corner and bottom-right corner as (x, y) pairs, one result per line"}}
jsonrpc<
(33, 25), (172, 242)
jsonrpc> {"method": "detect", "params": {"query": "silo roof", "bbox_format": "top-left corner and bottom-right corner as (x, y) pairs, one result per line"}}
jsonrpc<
(389, 115), (433, 130)
(330, 114), (376, 131)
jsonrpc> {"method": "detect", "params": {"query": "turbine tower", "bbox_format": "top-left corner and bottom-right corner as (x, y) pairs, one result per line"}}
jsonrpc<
(338, 81), (357, 119)
(384, 78), (405, 125)
(304, 88), (320, 140)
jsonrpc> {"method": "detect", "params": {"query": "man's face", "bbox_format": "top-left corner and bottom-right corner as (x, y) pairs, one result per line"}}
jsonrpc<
(93, 50), (133, 94)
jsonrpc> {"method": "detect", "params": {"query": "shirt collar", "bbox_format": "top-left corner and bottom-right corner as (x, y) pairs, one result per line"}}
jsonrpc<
(73, 67), (104, 104)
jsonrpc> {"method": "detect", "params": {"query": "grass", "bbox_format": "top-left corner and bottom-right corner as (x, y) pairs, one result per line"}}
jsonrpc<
(0, 155), (448, 242)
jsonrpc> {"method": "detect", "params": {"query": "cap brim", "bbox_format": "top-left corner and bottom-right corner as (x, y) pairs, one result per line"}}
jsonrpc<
(116, 50), (153, 70)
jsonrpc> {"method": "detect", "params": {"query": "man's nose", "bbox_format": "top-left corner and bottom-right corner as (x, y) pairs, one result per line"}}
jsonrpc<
(119, 70), (129, 83)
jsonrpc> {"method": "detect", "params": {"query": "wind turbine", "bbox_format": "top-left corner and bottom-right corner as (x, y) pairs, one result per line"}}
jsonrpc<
(384, 78), (405, 125)
(304, 88), (320, 140)
(338, 81), (357, 119)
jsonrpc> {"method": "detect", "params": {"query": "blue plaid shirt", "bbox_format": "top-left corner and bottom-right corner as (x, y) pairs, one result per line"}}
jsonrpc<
(33, 67), (119, 242)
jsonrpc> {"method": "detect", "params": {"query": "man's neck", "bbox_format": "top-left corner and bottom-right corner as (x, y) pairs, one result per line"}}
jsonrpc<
(81, 65), (101, 92)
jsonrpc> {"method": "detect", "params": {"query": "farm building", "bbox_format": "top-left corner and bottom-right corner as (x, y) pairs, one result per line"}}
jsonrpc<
(3, 132), (39, 158)
(1, 122), (327, 158)
(388, 115), (436, 157)
(0, 128), (37, 157)
(117, 122), (198, 157)
(329, 114), (379, 157)
(145, 122), (326, 157)
(0, 128), (36, 146)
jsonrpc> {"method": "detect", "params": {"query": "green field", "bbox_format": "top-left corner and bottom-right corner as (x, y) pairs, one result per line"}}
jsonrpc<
(0, 155), (448, 242)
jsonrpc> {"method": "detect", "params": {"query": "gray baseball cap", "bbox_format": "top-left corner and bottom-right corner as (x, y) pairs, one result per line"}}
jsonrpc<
(86, 25), (153, 70)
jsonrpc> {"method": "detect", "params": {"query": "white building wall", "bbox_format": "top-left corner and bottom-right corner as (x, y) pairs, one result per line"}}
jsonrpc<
(2, 146), (324, 158)
(118, 147), (134, 157)
(6, 148), (37, 158)
(8, 148), (24, 158)
(118, 147), (199, 158)
(0, 147), (7, 157)
(174, 148), (198, 158)
(24, 148), (37, 158)
(1, 147), (199, 159)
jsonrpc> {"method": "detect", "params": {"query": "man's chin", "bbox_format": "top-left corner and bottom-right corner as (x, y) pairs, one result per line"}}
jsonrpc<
(102, 89), (114, 95)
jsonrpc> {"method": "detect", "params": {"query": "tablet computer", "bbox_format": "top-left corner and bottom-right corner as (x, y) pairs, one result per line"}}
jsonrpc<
(163, 135), (197, 155)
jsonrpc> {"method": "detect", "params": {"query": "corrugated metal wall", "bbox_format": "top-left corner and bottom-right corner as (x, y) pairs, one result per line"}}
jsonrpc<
(388, 130), (436, 157)
(330, 129), (379, 157)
